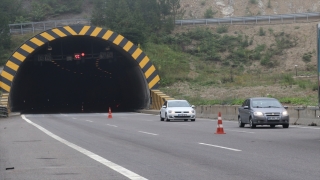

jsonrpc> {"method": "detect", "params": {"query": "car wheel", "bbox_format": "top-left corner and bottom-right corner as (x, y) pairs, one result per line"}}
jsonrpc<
(283, 124), (289, 128)
(270, 125), (276, 128)
(238, 116), (245, 127)
(249, 118), (256, 129)
(160, 113), (164, 121)
(191, 119), (195, 121)
(165, 113), (170, 122)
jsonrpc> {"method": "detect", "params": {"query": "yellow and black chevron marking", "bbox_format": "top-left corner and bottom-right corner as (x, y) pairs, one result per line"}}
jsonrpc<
(0, 25), (160, 93)
(150, 90), (175, 110)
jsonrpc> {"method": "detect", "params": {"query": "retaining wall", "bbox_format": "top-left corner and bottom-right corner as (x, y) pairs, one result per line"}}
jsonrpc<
(195, 105), (320, 126)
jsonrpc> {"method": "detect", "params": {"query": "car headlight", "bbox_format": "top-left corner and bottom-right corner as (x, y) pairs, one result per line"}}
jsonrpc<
(254, 112), (263, 116)
(282, 111), (288, 116)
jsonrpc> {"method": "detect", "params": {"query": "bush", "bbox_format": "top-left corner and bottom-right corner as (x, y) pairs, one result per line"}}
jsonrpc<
(249, 0), (257, 4)
(259, 27), (266, 36)
(216, 25), (228, 34)
(282, 74), (295, 85)
(204, 8), (216, 18)
(302, 52), (312, 63)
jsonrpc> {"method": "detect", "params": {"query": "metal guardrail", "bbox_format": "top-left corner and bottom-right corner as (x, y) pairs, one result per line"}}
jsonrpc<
(175, 12), (320, 26)
(9, 19), (91, 35)
(8, 12), (320, 34)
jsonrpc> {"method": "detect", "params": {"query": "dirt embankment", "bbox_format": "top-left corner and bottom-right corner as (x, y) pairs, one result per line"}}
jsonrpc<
(180, 0), (320, 19)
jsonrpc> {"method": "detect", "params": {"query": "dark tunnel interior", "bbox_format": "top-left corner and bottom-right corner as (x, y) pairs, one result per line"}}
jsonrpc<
(10, 36), (150, 113)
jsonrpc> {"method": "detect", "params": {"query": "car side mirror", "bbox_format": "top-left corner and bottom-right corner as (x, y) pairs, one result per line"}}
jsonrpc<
(191, 105), (195, 108)
(284, 106), (288, 109)
(162, 105), (167, 108)
(244, 106), (249, 109)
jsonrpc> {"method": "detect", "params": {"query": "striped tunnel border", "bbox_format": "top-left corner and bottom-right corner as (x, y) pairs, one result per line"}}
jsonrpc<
(150, 90), (175, 110)
(0, 25), (160, 93)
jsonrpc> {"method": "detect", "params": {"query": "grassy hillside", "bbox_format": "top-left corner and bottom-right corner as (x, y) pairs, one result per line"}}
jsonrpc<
(143, 22), (318, 106)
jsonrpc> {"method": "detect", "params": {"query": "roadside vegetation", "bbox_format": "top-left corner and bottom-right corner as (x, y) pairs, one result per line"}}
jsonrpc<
(0, 0), (318, 106)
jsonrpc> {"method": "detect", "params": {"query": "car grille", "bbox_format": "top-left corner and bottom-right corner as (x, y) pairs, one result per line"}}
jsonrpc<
(174, 116), (191, 118)
(174, 111), (190, 113)
(265, 112), (280, 117)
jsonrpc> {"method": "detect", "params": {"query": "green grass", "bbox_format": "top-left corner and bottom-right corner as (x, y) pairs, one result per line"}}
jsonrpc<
(0, 33), (36, 65)
(142, 42), (191, 86)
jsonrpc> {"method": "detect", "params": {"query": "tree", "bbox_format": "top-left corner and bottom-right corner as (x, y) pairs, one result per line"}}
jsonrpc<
(167, 0), (181, 24)
(91, 0), (181, 44)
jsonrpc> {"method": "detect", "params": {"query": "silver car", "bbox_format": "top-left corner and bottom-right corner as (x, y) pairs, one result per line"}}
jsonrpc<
(160, 100), (196, 121)
(238, 97), (289, 128)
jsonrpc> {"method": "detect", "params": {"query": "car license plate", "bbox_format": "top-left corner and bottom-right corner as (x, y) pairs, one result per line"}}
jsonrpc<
(268, 117), (279, 120)
(178, 114), (187, 116)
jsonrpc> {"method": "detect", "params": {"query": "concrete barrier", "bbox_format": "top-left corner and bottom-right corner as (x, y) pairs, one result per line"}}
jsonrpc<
(139, 105), (320, 126)
(195, 105), (320, 126)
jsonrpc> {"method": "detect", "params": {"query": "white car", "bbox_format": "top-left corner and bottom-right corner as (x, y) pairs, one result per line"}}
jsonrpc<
(160, 100), (196, 122)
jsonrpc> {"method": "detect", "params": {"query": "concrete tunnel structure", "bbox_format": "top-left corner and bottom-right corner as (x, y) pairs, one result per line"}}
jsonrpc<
(0, 25), (172, 113)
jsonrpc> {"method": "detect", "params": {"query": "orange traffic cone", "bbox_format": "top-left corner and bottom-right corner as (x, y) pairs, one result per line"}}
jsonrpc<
(108, 107), (112, 118)
(215, 112), (226, 134)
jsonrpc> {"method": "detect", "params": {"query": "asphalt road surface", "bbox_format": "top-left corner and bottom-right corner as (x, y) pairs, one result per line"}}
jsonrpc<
(1, 113), (319, 180)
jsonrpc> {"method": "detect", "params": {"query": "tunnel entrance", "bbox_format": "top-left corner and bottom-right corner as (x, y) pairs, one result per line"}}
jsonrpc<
(0, 25), (160, 113)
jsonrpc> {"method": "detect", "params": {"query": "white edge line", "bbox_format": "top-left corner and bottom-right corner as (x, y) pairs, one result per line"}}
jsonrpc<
(106, 124), (118, 127)
(21, 115), (148, 180)
(199, 143), (242, 152)
(138, 131), (158, 136)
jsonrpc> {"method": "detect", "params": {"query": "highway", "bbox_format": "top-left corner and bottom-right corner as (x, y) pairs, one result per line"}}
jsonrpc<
(0, 113), (319, 180)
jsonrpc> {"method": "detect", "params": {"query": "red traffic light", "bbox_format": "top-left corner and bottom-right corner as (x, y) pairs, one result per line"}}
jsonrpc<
(74, 53), (85, 60)
(74, 53), (81, 60)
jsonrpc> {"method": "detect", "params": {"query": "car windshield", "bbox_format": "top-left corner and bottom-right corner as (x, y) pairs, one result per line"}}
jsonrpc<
(251, 99), (282, 108)
(168, 101), (190, 107)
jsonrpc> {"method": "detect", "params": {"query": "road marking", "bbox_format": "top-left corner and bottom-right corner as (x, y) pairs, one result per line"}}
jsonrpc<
(106, 124), (118, 127)
(21, 115), (148, 180)
(86, 120), (93, 123)
(138, 131), (158, 136)
(72, 118), (77, 120)
(227, 129), (255, 134)
(199, 143), (242, 152)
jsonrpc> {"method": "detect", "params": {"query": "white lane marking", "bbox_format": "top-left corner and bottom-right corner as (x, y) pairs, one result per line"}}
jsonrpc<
(21, 115), (148, 180)
(291, 126), (320, 130)
(199, 143), (242, 152)
(72, 118), (77, 120)
(226, 129), (255, 134)
(86, 120), (93, 123)
(106, 124), (118, 127)
(138, 131), (158, 136)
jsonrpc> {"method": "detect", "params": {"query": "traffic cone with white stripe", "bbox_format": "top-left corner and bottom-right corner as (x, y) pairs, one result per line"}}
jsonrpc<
(215, 112), (226, 134)
(108, 107), (112, 118)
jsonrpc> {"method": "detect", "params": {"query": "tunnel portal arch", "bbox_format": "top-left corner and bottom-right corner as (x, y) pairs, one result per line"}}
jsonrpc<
(0, 25), (161, 112)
